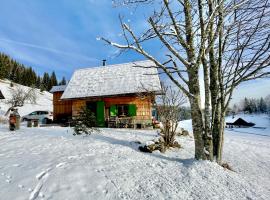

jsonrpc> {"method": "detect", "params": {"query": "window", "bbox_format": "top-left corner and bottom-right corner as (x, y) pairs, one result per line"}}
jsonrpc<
(30, 112), (37, 115)
(40, 111), (48, 115)
(110, 104), (137, 118)
(117, 105), (129, 117)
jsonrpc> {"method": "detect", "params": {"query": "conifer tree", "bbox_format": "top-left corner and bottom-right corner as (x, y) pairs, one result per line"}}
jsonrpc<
(42, 72), (50, 91)
(259, 98), (267, 113)
(36, 76), (41, 88)
(49, 71), (58, 90)
(59, 76), (67, 85)
(0, 52), (60, 91)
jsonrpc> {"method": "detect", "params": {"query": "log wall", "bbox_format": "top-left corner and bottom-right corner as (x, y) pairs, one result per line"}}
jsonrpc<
(103, 96), (152, 121)
(53, 92), (72, 121)
(70, 95), (153, 123)
(72, 100), (86, 116)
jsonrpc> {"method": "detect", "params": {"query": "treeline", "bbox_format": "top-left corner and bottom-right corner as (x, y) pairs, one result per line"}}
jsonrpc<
(0, 52), (67, 91)
(179, 106), (192, 120)
(230, 95), (270, 115)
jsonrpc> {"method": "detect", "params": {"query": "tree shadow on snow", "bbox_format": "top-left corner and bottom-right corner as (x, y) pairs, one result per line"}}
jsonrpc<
(149, 153), (195, 168)
(91, 134), (142, 151)
(91, 133), (196, 168)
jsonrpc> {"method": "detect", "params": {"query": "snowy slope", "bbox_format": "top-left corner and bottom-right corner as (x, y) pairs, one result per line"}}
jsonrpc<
(0, 115), (269, 199)
(0, 79), (53, 116)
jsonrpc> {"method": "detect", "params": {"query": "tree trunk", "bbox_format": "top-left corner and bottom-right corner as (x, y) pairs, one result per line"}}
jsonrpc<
(189, 97), (206, 160)
(216, 111), (225, 164)
(188, 69), (206, 160)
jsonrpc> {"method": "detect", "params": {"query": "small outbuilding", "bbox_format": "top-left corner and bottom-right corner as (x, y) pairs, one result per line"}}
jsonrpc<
(50, 85), (72, 123)
(226, 118), (255, 128)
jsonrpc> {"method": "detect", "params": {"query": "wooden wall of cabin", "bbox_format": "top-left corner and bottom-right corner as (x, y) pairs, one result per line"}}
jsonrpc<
(103, 96), (153, 122)
(72, 100), (86, 117)
(53, 92), (72, 121)
(70, 95), (154, 125)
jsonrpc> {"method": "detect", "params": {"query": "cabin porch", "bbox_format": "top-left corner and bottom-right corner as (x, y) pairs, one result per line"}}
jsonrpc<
(71, 95), (153, 128)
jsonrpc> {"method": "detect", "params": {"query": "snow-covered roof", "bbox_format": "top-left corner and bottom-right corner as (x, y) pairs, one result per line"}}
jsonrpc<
(50, 85), (67, 93)
(61, 60), (161, 99)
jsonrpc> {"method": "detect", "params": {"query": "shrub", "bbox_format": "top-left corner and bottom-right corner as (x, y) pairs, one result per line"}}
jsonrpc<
(73, 107), (97, 135)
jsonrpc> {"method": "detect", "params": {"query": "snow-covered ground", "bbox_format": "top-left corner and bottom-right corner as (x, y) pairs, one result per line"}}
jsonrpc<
(0, 79), (53, 116)
(0, 114), (269, 200)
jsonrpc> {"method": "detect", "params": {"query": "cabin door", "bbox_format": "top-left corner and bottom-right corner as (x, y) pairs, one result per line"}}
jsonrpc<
(86, 102), (97, 114)
(86, 101), (105, 127)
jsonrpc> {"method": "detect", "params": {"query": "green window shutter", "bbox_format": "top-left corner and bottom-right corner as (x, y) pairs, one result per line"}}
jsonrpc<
(96, 101), (105, 127)
(110, 105), (117, 117)
(128, 104), (137, 117)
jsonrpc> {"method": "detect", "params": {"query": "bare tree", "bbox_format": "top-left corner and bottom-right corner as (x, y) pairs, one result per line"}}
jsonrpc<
(156, 84), (187, 148)
(102, 0), (270, 163)
(5, 86), (37, 116)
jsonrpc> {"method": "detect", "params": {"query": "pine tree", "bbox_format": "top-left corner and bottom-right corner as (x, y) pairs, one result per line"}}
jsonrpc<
(243, 98), (254, 113)
(73, 107), (97, 135)
(0, 52), (61, 91)
(36, 76), (41, 88)
(49, 71), (58, 90)
(42, 72), (50, 91)
(59, 76), (67, 85)
(259, 98), (267, 113)
(40, 84), (46, 92)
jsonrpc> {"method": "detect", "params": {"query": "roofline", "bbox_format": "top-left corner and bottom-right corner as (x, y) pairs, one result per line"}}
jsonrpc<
(74, 60), (154, 73)
(61, 90), (161, 101)
(49, 85), (68, 93)
(50, 90), (65, 94)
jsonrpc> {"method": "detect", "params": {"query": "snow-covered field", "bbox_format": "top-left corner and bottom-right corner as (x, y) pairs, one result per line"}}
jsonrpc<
(0, 79), (53, 116)
(0, 114), (269, 200)
(0, 80), (269, 199)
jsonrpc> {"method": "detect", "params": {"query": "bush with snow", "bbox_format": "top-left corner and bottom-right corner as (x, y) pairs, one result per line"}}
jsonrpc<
(73, 107), (97, 135)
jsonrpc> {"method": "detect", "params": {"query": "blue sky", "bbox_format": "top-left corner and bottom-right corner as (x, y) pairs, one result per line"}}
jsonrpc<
(0, 0), (269, 103)
(0, 0), (154, 79)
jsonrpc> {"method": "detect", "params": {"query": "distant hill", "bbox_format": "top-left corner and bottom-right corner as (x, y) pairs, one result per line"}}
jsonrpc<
(0, 79), (52, 116)
(0, 52), (66, 91)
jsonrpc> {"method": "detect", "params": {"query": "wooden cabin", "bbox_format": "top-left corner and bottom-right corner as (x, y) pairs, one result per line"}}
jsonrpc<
(50, 85), (72, 122)
(226, 118), (255, 128)
(51, 60), (161, 128)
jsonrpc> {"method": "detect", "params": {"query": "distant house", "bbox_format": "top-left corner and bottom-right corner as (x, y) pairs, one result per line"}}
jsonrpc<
(226, 118), (255, 128)
(0, 89), (5, 99)
(50, 60), (162, 127)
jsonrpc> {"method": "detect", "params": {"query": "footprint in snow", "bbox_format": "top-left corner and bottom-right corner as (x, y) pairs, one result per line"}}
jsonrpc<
(29, 173), (49, 200)
(56, 162), (66, 168)
(36, 171), (47, 180)
(68, 155), (80, 160)
(29, 182), (43, 200)
(6, 175), (11, 179)
(36, 168), (52, 180)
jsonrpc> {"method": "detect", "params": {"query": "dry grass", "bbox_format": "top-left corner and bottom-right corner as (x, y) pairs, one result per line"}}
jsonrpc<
(221, 162), (234, 172)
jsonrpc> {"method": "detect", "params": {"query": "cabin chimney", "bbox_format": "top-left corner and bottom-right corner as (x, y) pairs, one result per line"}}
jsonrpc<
(102, 59), (106, 66)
